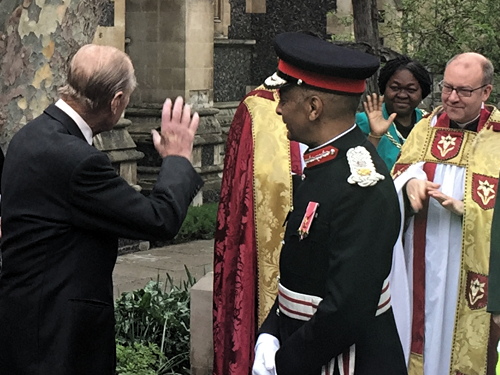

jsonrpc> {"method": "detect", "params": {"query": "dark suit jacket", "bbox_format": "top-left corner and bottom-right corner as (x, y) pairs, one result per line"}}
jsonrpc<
(0, 105), (203, 374)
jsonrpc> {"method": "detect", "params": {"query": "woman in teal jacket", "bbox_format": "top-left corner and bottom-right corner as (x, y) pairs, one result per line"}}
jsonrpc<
(356, 56), (432, 169)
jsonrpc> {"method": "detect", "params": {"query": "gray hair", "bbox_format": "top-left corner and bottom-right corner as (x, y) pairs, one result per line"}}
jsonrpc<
(481, 59), (494, 85)
(58, 45), (137, 111)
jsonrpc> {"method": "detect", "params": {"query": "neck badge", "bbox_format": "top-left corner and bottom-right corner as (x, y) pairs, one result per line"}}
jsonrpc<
(298, 201), (319, 240)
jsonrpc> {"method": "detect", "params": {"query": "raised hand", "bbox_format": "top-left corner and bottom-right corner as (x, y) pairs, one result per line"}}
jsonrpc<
(152, 96), (200, 161)
(363, 93), (397, 137)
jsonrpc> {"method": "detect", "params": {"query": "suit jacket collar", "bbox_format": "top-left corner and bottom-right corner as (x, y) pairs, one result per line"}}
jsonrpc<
(44, 104), (87, 142)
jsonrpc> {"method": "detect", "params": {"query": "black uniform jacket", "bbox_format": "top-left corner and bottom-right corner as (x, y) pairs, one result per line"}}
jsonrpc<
(0, 105), (203, 374)
(260, 126), (407, 375)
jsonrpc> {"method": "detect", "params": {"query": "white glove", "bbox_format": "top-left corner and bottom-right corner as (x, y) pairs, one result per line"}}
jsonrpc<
(252, 333), (280, 375)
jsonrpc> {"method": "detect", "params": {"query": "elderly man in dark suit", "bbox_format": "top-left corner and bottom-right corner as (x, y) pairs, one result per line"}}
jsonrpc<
(0, 44), (203, 375)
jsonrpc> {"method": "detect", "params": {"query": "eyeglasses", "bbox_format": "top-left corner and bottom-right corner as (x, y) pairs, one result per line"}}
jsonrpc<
(438, 80), (488, 97)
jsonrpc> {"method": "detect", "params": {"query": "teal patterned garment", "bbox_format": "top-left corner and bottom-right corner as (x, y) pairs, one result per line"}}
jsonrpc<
(356, 103), (425, 170)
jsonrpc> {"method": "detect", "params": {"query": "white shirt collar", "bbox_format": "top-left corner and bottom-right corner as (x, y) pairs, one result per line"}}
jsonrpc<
(55, 99), (94, 145)
(309, 124), (357, 151)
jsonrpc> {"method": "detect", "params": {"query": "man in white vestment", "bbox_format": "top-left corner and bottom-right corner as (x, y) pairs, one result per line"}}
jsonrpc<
(391, 52), (500, 375)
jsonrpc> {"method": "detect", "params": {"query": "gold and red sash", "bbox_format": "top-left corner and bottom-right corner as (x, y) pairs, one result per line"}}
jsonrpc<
(247, 88), (294, 326)
(393, 105), (500, 375)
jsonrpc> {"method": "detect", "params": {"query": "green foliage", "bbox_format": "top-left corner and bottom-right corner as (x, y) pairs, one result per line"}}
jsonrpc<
(174, 202), (218, 243)
(386, 0), (500, 103)
(115, 269), (197, 375)
(399, 0), (500, 71)
(151, 202), (218, 248)
(116, 342), (164, 375)
(328, 11), (355, 42)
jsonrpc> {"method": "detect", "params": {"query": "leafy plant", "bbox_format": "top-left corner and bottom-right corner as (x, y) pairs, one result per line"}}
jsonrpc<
(151, 202), (218, 248)
(383, 0), (500, 104)
(398, 0), (500, 73)
(116, 342), (164, 375)
(115, 269), (197, 374)
(174, 203), (218, 243)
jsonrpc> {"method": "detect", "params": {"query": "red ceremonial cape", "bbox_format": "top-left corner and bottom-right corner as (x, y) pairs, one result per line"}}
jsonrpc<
(213, 88), (301, 375)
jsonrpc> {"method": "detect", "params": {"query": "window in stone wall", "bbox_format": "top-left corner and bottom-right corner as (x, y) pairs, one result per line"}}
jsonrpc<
(215, 0), (222, 21)
(99, 0), (114, 27)
(246, 0), (266, 13)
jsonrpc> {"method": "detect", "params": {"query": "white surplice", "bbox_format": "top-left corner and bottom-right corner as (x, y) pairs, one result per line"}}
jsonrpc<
(391, 132), (466, 374)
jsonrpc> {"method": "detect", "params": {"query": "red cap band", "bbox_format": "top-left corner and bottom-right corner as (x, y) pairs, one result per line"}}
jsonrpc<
(278, 60), (367, 94)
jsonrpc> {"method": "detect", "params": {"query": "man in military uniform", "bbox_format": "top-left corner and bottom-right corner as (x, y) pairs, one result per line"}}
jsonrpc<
(252, 32), (407, 375)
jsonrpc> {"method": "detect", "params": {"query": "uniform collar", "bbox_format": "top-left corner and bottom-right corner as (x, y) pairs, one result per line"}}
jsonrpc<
(303, 124), (356, 168)
(308, 124), (356, 152)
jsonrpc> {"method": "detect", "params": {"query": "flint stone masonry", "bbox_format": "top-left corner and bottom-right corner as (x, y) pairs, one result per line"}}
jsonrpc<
(214, 38), (255, 102)
(227, 0), (334, 86)
(98, 0), (115, 27)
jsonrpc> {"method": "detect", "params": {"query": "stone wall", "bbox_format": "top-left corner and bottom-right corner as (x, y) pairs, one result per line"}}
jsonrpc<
(122, 0), (340, 204)
(125, 0), (214, 108)
(125, 105), (224, 205)
(93, 0), (126, 49)
(227, 0), (337, 86)
(125, 0), (186, 104)
(214, 0), (231, 38)
(125, 0), (221, 204)
(213, 1), (336, 113)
